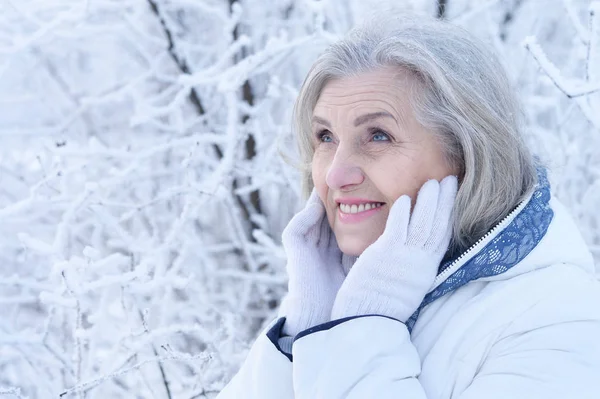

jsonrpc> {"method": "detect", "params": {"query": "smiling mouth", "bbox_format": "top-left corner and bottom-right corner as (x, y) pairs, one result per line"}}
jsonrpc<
(338, 202), (385, 214)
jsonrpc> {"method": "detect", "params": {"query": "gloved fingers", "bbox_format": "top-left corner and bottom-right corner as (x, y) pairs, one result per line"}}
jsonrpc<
(319, 219), (349, 280)
(318, 210), (334, 248)
(425, 175), (458, 250)
(306, 187), (322, 207)
(380, 194), (411, 246)
(304, 187), (337, 248)
(341, 253), (359, 275)
(306, 189), (335, 246)
(407, 179), (440, 247)
(282, 196), (325, 246)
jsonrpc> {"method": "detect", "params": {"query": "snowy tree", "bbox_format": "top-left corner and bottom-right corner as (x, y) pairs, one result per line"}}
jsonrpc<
(0, 0), (598, 397)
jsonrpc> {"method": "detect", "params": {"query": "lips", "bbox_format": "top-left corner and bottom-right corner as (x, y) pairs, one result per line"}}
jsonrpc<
(338, 202), (385, 214)
(337, 202), (385, 224)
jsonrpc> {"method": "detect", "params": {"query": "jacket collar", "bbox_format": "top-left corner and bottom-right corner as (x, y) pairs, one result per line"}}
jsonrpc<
(407, 167), (554, 331)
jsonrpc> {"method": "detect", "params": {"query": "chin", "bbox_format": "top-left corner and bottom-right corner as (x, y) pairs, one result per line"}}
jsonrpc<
(337, 235), (370, 257)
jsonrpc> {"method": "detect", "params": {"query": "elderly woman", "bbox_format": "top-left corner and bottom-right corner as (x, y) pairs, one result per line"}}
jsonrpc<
(217, 15), (600, 399)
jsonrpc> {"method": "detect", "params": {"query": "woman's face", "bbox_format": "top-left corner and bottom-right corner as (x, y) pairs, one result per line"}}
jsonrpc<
(311, 67), (458, 256)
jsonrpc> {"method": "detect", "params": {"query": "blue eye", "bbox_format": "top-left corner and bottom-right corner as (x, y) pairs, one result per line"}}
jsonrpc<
(372, 131), (390, 141)
(317, 130), (333, 143)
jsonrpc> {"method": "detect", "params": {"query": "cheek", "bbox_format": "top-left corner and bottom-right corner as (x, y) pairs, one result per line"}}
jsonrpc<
(311, 156), (337, 232)
(311, 155), (329, 196)
(381, 140), (453, 202)
(367, 154), (421, 202)
(311, 156), (322, 183)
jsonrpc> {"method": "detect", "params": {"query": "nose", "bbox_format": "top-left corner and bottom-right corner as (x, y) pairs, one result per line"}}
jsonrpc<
(325, 146), (364, 190)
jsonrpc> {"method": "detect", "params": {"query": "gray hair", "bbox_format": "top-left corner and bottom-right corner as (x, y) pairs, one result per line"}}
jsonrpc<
(292, 15), (538, 252)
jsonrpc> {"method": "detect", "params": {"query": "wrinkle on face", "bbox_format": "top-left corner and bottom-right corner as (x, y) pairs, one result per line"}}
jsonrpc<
(310, 67), (457, 256)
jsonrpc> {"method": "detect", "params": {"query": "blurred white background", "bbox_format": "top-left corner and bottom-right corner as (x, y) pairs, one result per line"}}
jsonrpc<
(0, 0), (599, 397)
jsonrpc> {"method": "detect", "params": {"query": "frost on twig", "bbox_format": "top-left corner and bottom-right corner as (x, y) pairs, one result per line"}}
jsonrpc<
(0, 0), (336, 397)
(522, 1), (600, 130)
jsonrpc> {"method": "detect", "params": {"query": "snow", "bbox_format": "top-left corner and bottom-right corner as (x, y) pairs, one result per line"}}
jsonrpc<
(0, 0), (599, 398)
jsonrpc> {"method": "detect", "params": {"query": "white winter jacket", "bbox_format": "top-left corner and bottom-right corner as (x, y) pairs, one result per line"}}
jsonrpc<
(217, 172), (600, 398)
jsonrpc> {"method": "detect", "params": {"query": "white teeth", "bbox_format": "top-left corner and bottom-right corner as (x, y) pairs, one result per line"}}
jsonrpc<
(339, 202), (383, 214)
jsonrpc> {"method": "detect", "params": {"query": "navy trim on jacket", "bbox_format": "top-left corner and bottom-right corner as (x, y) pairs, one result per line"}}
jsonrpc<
(294, 314), (403, 342)
(266, 314), (404, 362)
(266, 317), (293, 362)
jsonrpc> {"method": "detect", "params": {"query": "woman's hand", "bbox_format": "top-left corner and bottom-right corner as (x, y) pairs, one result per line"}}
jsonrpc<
(331, 176), (458, 323)
(278, 189), (356, 336)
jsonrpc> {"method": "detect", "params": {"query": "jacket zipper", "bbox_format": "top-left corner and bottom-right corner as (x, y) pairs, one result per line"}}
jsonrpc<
(429, 191), (534, 292)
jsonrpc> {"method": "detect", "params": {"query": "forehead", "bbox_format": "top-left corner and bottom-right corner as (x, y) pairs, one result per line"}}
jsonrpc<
(314, 67), (415, 119)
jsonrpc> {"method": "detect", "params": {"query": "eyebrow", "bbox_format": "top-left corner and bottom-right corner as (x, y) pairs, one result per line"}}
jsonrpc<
(311, 112), (397, 128)
(353, 111), (397, 126)
(311, 115), (331, 128)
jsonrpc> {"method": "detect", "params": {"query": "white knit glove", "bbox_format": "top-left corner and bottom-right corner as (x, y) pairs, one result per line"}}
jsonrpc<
(331, 176), (458, 323)
(278, 189), (358, 336)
